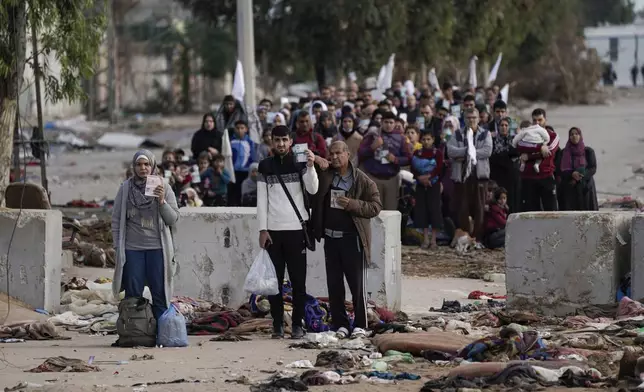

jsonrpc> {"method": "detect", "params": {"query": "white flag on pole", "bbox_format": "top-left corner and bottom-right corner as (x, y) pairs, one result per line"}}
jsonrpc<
(468, 56), (478, 88)
(221, 127), (236, 184)
(486, 53), (503, 87)
(500, 83), (510, 103)
(232, 60), (245, 102)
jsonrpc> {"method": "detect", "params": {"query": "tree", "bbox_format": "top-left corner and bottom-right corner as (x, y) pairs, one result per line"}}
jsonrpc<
(0, 0), (106, 205)
(581, 0), (635, 27)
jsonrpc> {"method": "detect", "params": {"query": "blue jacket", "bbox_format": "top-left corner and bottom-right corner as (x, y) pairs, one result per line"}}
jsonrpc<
(230, 133), (257, 172)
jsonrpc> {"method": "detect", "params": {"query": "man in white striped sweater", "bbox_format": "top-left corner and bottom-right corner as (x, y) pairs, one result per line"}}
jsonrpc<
(257, 125), (319, 339)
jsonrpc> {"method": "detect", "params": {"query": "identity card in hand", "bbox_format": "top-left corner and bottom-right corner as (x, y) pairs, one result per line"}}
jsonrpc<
(330, 189), (346, 209)
(293, 143), (308, 163)
(144, 176), (162, 197)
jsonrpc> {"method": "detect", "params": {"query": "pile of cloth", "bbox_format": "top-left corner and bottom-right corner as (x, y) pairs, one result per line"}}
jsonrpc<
(0, 320), (68, 341)
(249, 280), (397, 333)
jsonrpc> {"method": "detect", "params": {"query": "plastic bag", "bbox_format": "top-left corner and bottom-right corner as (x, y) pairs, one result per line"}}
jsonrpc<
(157, 304), (188, 347)
(243, 249), (279, 296)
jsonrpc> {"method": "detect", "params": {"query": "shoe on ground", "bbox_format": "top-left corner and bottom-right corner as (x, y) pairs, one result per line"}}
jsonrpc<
(271, 326), (284, 339)
(350, 327), (367, 338)
(291, 325), (305, 339)
(335, 327), (349, 339)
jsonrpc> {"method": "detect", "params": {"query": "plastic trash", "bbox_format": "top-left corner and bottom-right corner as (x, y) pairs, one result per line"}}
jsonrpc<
(157, 304), (188, 347)
(305, 331), (338, 346)
(243, 250), (279, 296)
(285, 360), (314, 369)
(342, 338), (365, 350)
(372, 361), (388, 372)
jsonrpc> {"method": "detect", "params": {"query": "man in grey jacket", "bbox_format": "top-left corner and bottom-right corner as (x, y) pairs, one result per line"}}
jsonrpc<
(447, 108), (493, 244)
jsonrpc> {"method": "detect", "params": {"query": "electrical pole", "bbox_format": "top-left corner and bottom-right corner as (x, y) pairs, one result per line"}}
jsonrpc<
(31, 20), (48, 195)
(107, 0), (117, 124)
(236, 0), (256, 108)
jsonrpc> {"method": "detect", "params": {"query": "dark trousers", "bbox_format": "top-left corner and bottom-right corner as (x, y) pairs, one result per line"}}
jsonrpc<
(267, 230), (307, 328)
(227, 171), (249, 206)
(123, 249), (167, 320)
(521, 176), (558, 212)
(454, 176), (488, 241)
(324, 235), (367, 330)
(484, 229), (506, 249)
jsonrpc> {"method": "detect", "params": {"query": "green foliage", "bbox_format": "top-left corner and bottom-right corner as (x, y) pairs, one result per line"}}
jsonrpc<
(26, 0), (106, 103)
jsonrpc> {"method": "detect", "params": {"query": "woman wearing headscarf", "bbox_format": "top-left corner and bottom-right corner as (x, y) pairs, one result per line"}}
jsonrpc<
(191, 113), (223, 160)
(111, 150), (180, 321)
(489, 117), (521, 213)
(315, 111), (338, 140)
(556, 127), (598, 211)
(332, 113), (363, 166)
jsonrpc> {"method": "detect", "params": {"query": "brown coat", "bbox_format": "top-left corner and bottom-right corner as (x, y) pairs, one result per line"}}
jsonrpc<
(310, 162), (382, 264)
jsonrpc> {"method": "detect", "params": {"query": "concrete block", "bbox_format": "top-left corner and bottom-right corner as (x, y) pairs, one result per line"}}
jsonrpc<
(0, 209), (63, 312)
(631, 214), (644, 299)
(173, 208), (402, 311)
(505, 211), (633, 316)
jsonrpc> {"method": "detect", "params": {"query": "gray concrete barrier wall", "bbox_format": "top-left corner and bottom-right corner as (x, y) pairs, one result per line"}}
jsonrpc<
(506, 211), (634, 316)
(0, 210), (62, 312)
(173, 208), (402, 311)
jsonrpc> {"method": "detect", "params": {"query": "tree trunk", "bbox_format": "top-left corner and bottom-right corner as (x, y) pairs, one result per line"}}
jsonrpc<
(0, 1), (27, 207)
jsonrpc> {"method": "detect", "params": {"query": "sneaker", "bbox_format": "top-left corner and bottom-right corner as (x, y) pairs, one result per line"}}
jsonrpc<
(335, 327), (349, 339)
(291, 325), (305, 339)
(350, 327), (367, 338)
(474, 242), (485, 250)
(271, 326), (284, 339)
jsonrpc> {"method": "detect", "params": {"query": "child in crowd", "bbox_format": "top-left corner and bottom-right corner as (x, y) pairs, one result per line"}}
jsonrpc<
(174, 148), (188, 162)
(405, 124), (422, 151)
(241, 162), (259, 207)
(411, 131), (444, 249)
(485, 180), (498, 211)
(197, 153), (231, 207)
(257, 129), (272, 161)
(484, 187), (509, 249)
(179, 187), (203, 207)
(229, 120), (257, 206)
(512, 124), (550, 173)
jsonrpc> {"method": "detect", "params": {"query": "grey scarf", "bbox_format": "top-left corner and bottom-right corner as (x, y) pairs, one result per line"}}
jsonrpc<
(128, 149), (157, 210)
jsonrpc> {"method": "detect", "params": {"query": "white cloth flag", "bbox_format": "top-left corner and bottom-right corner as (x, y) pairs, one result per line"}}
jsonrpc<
(428, 68), (440, 90)
(384, 54), (395, 90)
(500, 83), (510, 103)
(232, 60), (245, 103)
(468, 56), (478, 88)
(221, 128), (236, 184)
(486, 53), (503, 87)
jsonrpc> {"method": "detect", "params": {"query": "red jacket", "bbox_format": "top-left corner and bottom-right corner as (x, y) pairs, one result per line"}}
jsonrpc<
(293, 130), (328, 158)
(517, 128), (559, 179)
(485, 203), (508, 233)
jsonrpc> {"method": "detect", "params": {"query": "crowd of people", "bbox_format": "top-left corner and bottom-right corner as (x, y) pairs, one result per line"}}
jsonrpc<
(138, 81), (598, 251)
(115, 81), (600, 341)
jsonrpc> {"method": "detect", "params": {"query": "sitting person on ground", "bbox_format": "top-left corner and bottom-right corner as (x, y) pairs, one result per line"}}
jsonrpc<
(411, 131), (444, 250)
(512, 124), (550, 173)
(241, 162), (259, 207)
(484, 187), (508, 249)
(111, 150), (179, 321)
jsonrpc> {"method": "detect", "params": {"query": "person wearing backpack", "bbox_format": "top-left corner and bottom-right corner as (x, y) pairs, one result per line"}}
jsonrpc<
(111, 150), (179, 344)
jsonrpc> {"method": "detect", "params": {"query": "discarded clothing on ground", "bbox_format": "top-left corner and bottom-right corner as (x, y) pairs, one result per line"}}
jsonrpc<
(300, 369), (342, 385)
(430, 299), (477, 313)
(495, 310), (542, 326)
(27, 356), (101, 373)
(372, 331), (473, 356)
(422, 363), (548, 391)
(250, 374), (308, 392)
(210, 332), (251, 342)
(364, 371), (420, 380)
(49, 311), (117, 334)
(0, 321), (68, 340)
(617, 296), (644, 319)
(315, 350), (360, 370)
(187, 311), (246, 335)
(458, 329), (549, 361)
(468, 290), (507, 300)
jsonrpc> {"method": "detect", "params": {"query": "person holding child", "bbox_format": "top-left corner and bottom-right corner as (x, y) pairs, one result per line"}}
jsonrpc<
(411, 131), (444, 249)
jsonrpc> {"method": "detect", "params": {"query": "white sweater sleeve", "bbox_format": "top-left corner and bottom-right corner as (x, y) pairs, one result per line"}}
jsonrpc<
(302, 165), (319, 195)
(257, 174), (269, 231)
(511, 132), (524, 147)
(536, 127), (551, 144)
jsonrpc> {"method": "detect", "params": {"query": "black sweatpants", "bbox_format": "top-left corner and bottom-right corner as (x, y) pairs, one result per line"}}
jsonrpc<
(521, 176), (558, 212)
(324, 235), (367, 331)
(227, 171), (249, 206)
(267, 229), (307, 328)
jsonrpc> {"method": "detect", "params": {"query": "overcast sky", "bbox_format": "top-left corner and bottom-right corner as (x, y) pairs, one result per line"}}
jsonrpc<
(636, 0), (644, 11)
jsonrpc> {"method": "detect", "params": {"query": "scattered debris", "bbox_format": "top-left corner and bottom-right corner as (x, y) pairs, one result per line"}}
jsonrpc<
(27, 357), (101, 373)
(130, 354), (155, 361)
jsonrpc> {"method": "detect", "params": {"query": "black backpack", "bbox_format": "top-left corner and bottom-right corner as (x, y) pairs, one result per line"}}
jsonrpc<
(115, 297), (157, 347)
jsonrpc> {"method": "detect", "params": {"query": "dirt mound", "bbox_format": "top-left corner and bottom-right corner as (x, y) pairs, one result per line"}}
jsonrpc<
(402, 246), (504, 278)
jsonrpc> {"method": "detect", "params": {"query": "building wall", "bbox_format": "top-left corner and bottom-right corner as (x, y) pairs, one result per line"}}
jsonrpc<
(585, 24), (644, 87)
